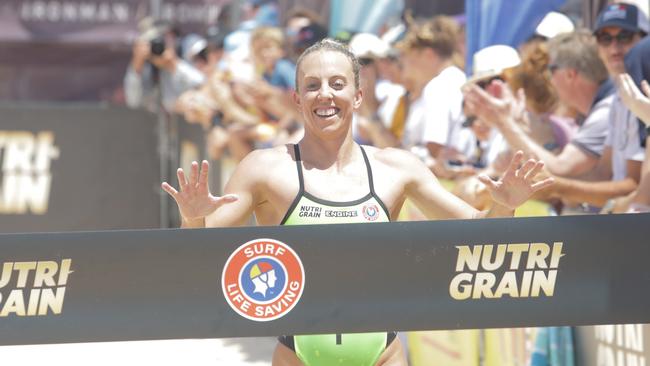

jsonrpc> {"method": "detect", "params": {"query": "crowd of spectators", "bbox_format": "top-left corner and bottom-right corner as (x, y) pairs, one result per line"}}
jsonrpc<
(124, 0), (650, 218)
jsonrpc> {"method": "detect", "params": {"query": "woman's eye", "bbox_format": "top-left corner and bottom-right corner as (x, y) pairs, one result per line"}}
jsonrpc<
(332, 81), (344, 89)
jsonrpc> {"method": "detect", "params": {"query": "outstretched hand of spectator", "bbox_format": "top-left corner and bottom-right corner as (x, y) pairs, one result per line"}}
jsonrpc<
(463, 80), (526, 128)
(208, 73), (234, 104)
(617, 73), (650, 126)
(161, 160), (238, 222)
(478, 151), (554, 210)
(177, 90), (217, 129)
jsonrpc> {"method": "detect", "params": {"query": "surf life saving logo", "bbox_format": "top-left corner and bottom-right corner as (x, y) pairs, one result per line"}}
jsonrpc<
(362, 203), (380, 221)
(222, 238), (305, 321)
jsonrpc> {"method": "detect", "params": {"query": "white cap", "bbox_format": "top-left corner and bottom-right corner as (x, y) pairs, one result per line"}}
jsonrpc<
(535, 11), (574, 39)
(182, 33), (208, 61)
(349, 33), (390, 59)
(468, 45), (521, 84)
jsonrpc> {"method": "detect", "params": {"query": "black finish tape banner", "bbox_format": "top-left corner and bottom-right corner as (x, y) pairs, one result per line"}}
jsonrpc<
(0, 213), (648, 345)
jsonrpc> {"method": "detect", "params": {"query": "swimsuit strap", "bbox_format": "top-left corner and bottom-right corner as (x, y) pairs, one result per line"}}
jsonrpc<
(293, 144), (305, 192)
(359, 145), (376, 196)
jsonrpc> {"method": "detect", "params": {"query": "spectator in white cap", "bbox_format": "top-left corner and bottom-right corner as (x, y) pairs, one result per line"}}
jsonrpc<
(349, 33), (406, 147)
(181, 33), (210, 75)
(535, 11), (575, 40)
(456, 45), (521, 173)
(446, 45), (522, 210)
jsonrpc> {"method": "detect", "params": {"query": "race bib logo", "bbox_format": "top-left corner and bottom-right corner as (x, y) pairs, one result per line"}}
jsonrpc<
(222, 238), (305, 321)
(362, 204), (379, 221)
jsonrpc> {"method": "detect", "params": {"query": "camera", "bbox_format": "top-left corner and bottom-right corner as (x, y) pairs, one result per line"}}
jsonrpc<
(150, 36), (166, 56)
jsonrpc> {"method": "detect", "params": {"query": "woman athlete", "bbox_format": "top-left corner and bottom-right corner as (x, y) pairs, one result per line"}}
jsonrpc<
(162, 39), (554, 366)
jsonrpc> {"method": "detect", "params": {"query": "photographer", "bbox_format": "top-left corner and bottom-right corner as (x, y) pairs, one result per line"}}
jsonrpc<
(124, 20), (205, 113)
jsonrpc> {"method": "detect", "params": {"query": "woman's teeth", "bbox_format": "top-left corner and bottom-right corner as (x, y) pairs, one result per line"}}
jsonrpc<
(315, 108), (339, 117)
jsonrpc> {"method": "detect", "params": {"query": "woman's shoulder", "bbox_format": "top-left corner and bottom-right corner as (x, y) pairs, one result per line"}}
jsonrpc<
(242, 144), (295, 164)
(362, 145), (425, 171)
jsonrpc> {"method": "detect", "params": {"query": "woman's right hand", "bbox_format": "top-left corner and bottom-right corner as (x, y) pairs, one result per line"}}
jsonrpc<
(161, 160), (238, 223)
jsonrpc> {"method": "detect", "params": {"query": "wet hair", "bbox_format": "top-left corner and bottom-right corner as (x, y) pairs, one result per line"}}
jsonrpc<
(294, 38), (360, 91)
(547, 29), (608, 84)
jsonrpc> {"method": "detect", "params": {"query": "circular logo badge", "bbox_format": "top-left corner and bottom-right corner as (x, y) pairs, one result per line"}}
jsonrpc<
(222, 238), (305, 321)
(362, 204), (380, 221)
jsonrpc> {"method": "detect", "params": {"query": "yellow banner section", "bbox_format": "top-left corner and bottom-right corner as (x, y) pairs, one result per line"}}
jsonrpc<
(408, 330), (480, 366)
(484, 328), (537, 366)
(408, 328), (537, 366)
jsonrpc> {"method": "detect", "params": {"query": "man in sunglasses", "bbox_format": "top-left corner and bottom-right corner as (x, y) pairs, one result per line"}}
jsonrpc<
(543, 3), (649, 212)
(593, 3), (648, 77)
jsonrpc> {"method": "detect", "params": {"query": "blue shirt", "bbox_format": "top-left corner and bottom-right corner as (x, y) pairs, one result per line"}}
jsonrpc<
(264, 59), (296, 90)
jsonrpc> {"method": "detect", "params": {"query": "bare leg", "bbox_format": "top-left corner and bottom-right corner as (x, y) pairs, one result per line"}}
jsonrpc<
(272, 342), (304, 366)
(376, 337), (408, 366)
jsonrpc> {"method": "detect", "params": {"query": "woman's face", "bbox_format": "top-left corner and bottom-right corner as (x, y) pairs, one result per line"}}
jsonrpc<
(294, 50), (362, 138)
(251, 39), (283, 72)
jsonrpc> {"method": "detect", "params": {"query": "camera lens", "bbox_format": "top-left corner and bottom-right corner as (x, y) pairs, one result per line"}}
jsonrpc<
(150, 36), (166, 56)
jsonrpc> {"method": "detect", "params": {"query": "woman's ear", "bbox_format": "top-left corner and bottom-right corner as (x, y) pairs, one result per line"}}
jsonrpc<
(292, 90), (301, 107)
(354, 88), (363, 109)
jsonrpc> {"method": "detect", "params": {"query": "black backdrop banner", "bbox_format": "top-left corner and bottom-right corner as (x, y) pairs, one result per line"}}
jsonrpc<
(0, 213), (648, 345)
(0, 104), (161, 232)
(0, 0), (230, 43)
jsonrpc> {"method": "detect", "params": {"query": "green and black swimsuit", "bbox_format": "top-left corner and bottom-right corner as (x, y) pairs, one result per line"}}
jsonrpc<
(278, 144), (397, 366)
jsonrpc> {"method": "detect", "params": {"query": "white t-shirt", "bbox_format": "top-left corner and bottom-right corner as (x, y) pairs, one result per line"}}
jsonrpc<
(400, 66), (466, 162)
(421, 66), (467, 148)
(402, 94), (425, 148)
(375, 80), (406, 127)
(604, 96), (646, 181)
(453, 127), (508, 168)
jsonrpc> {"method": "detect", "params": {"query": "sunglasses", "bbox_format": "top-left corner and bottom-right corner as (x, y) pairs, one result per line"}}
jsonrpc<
(547, 63), (562, 74)
(358, 57), (375, 66)
(476, 76), (503, 89)
(595, 30), (636, 46)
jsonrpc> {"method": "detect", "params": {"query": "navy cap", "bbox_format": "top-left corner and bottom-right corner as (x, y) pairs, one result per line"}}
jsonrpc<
(594, 3), (649, 34)
(294, 24), (328, 50)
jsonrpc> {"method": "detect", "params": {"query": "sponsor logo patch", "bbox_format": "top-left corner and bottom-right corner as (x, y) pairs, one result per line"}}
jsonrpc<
(362, 203), (380, 221)
(222, 238), (305, 321)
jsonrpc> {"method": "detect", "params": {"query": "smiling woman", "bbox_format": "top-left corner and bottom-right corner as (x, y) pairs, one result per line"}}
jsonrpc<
(162, 38), (553, 366)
